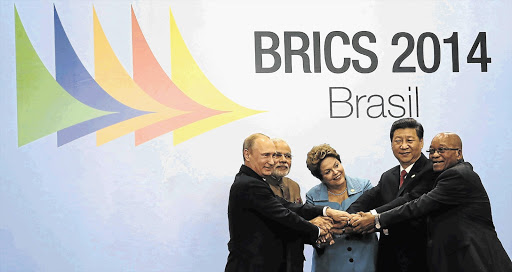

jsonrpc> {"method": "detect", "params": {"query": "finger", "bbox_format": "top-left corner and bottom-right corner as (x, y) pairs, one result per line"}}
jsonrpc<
(353, 225), (363, 232)
(330, 228), (343, 235)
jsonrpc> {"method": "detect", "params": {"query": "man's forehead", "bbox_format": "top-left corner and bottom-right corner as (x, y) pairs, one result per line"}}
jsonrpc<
(253, 137), (275, 150)
(393, 128), (418, 138)
(275, 142), (291, 153)
(431, 135), (454, 146)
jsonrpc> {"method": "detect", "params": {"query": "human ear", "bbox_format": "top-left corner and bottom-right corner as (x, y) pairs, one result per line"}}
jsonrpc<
(243, 149), (250, 161)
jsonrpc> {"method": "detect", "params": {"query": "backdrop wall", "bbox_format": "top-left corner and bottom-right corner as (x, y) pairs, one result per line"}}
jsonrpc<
(1, 1), (511, 271)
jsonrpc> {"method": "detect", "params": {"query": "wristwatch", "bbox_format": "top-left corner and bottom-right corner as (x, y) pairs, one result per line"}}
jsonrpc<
(374, 214), (381, 230)
(370, 209), (381, 230)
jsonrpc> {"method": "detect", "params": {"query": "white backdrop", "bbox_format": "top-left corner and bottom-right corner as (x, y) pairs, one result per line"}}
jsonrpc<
(1, 1), (511, 271)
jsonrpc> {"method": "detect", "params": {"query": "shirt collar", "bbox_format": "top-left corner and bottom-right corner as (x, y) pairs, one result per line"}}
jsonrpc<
(400, 162), (415, 174)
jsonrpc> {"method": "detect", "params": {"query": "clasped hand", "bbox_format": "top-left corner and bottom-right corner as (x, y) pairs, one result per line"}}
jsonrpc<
(311, 208), (352, 246)
(312, 209), (378, 247)
(348, 212), (376, 234)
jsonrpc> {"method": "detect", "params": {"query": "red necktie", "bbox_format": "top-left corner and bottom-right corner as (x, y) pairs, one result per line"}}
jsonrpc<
(399, 170), (407, 188)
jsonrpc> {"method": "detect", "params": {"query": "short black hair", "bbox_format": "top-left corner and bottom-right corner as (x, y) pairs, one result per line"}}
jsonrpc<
(389, 118), (424, 141)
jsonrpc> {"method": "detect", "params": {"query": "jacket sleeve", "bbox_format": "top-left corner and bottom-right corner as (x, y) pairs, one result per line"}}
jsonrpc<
(379, 169), (464, 227)
(346, 174), (384, 213)
(244, 179), (322, 244)
(305, 190), (327, 256)
(276, 195), (325, 220)
(375, 170), (435, 213)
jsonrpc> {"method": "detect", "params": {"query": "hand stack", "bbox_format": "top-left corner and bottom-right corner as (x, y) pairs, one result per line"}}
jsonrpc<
(310, 208), (377, 248)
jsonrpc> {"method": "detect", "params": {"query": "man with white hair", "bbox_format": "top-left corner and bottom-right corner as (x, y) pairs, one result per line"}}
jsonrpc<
(266, 138), (303, 204)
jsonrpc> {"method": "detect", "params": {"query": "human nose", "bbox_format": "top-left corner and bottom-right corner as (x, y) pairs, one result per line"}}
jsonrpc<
(269, 155), (275, 165)
(400, 141), (409, 149)
(430, 149), (441, 157)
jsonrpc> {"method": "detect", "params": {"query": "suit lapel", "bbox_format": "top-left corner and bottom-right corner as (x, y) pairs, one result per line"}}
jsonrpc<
(389, 166), (400, 197)
(396, 153), (428, 197)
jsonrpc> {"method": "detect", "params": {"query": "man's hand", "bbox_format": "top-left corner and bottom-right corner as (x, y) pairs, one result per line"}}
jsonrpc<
(325, 208), (352, 226)
(350, 212), (376, 234)
(348, 213), (361, 226)
(342, 226), (355, 235)
(330, 222), (347, 235)
(310, 216), (334, 234)
(315, 232), (335, 248)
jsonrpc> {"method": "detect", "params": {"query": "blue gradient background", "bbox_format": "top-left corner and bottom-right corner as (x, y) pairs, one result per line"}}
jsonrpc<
(1, 1), (511, 271)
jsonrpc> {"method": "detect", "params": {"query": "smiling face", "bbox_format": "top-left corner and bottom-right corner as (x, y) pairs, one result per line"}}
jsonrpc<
(429, 133), (463, 172)
(319, 156), (346, 189)
(271, 140), (292, 179)
(244, 136), (276, 177)
(391, 128), (424, 169)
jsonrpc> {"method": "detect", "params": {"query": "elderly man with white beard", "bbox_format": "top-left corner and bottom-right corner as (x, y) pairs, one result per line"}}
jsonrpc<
(265, 138), (303, 204)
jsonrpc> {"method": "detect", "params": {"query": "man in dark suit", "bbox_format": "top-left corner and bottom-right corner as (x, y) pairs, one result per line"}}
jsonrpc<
(346, 118), (436, 272)
(225, 133), (348, 272)
(352, 132), (512, 271)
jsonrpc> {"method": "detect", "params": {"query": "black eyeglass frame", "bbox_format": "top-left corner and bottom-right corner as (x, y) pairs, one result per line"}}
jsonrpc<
(426, 148), (460, 154)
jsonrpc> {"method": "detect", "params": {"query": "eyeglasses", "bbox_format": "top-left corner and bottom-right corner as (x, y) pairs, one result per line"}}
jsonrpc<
(426, 148), (460, 154)
(274, 153), (292, 160)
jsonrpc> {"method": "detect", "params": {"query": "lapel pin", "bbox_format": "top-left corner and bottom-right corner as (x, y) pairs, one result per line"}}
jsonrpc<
(411, 174), (416, 178)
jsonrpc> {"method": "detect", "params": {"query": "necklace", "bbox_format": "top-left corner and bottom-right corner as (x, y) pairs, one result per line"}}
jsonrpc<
(328, 187), (348, 196)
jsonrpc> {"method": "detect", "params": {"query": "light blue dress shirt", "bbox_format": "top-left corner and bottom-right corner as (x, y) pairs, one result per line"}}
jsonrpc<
(306, 176), (378, 272)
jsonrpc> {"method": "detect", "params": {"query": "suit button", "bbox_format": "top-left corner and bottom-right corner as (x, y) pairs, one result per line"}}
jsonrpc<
(347, 247), (352, 251)
(349, 258), (354, 262)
